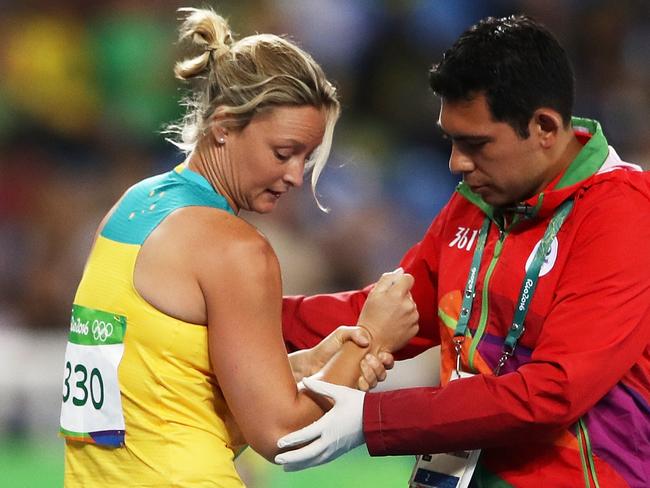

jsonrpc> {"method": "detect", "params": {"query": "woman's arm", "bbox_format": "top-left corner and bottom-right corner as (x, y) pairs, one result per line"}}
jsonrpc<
(196, 211), (417, 461)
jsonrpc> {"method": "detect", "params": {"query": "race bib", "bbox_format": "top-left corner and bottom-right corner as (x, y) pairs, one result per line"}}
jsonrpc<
(409, 371), (480, 488)
(59, 304), (127, 447)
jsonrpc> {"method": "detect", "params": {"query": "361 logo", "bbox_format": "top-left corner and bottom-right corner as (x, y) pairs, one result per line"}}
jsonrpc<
(449, 227), (479, 251)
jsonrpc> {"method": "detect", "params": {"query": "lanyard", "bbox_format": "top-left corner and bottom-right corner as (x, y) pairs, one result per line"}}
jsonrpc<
(453, 199), (574, 376)
(452, 218), (491, 373)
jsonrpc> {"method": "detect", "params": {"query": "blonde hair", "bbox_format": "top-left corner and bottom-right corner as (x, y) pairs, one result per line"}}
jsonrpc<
(166, 7), (340, 209)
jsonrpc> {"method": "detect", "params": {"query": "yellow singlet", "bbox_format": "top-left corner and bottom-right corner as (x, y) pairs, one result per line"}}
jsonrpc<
(61, 165), (245, 487)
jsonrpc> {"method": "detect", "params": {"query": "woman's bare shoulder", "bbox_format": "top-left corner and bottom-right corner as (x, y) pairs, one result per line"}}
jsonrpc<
(163, 206), (277, 268)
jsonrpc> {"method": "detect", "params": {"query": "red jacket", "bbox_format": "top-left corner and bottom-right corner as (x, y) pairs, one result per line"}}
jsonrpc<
(282, 119), (650, 487)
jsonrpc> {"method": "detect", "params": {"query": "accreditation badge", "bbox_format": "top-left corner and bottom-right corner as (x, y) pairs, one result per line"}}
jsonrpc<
(59, 304), (127, 447)
(408, 371), (480, 488)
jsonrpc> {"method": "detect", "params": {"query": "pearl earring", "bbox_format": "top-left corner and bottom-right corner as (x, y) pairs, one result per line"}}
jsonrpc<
(217, 136), (225, 145)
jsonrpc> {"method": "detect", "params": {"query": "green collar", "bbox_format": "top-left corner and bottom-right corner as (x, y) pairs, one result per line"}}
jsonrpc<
(555, 117), (608, 189)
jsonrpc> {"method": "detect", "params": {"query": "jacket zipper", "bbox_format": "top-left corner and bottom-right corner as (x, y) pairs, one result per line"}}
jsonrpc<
(578, 418), (601, 488)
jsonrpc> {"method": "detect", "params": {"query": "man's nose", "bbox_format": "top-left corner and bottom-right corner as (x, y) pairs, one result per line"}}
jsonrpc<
(448, 145), (475, 174)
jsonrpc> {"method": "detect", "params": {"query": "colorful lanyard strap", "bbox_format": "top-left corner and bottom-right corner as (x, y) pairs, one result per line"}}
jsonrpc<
(452, 217), (491, 373)
(453, 198), (574, 376)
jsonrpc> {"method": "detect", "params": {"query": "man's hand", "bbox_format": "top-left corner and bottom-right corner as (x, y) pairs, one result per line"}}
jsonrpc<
(359, 351), (394, 391)
(275, 376), (365, 471)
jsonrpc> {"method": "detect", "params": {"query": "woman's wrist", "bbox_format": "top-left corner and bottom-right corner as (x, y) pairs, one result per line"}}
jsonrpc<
(356, 324), (387, 356)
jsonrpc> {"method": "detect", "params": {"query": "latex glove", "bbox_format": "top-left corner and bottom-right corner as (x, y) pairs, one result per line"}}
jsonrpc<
(275, 376), (365, 471)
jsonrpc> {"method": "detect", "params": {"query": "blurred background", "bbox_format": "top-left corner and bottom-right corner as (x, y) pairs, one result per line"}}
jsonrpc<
(0, 0), (648, 486)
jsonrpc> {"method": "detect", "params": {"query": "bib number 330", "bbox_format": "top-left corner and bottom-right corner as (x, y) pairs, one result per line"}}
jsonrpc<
(63, 361), (105, 408)
(59, 304), (127, 447)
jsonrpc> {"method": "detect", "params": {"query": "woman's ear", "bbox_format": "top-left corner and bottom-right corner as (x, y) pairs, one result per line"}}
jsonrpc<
(209, 109), (229, 145)
(212, 126), (227, 145)
(532, 108), (562, 149)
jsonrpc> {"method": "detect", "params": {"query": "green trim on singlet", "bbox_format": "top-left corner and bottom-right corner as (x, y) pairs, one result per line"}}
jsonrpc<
(101, 166), (234, 245)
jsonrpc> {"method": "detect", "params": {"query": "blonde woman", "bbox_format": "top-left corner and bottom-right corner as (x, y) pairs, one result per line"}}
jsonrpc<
(59, 7), (418, 487)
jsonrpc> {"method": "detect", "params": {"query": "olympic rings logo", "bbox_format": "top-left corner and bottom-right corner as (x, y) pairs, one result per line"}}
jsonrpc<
(92, 320), (114, 342)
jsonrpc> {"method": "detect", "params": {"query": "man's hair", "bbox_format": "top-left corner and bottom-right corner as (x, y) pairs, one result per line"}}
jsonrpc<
(429, 15), (575, 138)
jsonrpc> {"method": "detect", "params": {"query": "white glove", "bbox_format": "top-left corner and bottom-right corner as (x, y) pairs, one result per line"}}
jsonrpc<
(274, 376), (366, 471)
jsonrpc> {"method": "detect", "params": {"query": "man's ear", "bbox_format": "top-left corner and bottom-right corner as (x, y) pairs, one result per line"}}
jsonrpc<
(532, 109), (563, 149)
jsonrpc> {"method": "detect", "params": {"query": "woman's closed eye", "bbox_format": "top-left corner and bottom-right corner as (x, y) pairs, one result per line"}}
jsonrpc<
(274, 149), (292, 161)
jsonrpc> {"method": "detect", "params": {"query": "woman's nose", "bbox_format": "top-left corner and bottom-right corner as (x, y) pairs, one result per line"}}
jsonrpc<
(283, 159), (305, 187)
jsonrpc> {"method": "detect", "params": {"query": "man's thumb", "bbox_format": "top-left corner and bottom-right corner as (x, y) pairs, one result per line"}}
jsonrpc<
(303, 377), (340, 399)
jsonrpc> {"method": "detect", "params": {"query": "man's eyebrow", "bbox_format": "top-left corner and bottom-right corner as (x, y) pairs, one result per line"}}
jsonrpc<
(436, 123), (491, 142)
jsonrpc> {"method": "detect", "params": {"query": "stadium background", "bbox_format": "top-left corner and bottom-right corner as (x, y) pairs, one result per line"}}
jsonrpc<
(0, 0), (647, 486)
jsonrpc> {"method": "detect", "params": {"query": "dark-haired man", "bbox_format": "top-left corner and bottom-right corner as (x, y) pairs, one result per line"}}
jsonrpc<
(276, 14), (650, 488)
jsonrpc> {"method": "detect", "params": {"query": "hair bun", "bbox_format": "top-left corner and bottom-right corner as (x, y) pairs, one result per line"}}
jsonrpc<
(174, 7), (233, 79)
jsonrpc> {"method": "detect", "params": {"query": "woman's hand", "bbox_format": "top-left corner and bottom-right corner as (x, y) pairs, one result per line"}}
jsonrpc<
(289, 326), (393, 387)
(357, 268), (419, 355)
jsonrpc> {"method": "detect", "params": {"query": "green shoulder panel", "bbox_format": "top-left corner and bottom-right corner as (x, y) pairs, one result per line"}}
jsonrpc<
(101, 167), (234, 245)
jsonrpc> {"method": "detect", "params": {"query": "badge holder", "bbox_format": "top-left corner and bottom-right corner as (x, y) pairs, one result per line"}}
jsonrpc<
(408, 370), (479, 488)
(409, 449), (480, 488)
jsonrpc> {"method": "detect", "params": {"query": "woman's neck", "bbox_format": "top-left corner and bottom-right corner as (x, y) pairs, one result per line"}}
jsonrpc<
(187, 138), (241, 214)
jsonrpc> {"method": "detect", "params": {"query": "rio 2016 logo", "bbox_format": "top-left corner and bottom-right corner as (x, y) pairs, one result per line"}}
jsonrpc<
(92, 320), (114, 342)
(525, 237), (559, 277)
(70, 316), (89, 335)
